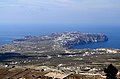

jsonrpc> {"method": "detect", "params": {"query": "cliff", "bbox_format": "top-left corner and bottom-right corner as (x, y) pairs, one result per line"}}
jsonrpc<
(14, 32), (108, 48)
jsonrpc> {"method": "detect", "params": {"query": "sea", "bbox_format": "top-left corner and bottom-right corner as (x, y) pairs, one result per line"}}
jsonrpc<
(0, 24), (120, 49)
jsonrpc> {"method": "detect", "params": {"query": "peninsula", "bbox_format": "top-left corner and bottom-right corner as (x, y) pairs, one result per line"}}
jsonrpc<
(2, 31), (108, 54)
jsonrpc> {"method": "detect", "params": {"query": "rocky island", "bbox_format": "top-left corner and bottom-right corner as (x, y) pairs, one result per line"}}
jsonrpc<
(13, 32), (108, 48)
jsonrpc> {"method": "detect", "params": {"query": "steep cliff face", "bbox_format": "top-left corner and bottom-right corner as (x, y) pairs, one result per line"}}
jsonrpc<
(53, 32), (108, 48)
(14, 32), (108, 48)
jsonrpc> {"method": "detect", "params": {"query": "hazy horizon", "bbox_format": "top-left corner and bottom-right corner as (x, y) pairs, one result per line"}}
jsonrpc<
(0, 0), (120, 25)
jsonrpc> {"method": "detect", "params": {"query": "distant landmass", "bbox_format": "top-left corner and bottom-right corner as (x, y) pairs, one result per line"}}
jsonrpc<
(14, 32), (108, 48)
(1, 32), (120, 77)
(0, 32), (108, 55)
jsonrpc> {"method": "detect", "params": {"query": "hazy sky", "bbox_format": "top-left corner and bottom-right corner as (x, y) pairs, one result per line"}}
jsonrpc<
(0, 0), (120, 25)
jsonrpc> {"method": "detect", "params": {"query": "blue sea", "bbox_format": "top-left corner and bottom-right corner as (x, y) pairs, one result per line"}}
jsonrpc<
(0, 24), (120, 49)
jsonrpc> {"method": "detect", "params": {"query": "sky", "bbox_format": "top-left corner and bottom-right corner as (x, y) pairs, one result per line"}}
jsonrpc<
(0, 0), (120, 25)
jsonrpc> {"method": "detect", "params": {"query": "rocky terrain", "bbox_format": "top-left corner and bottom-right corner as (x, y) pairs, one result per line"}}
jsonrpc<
(1, 32), (120, 79)
(0, 66), (107, 79)
(0, 32), (108, 54)
(14, 32), (108, 48)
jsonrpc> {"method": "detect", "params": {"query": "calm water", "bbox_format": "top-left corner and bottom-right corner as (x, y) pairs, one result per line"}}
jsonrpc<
(0, 24), (120, 49)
